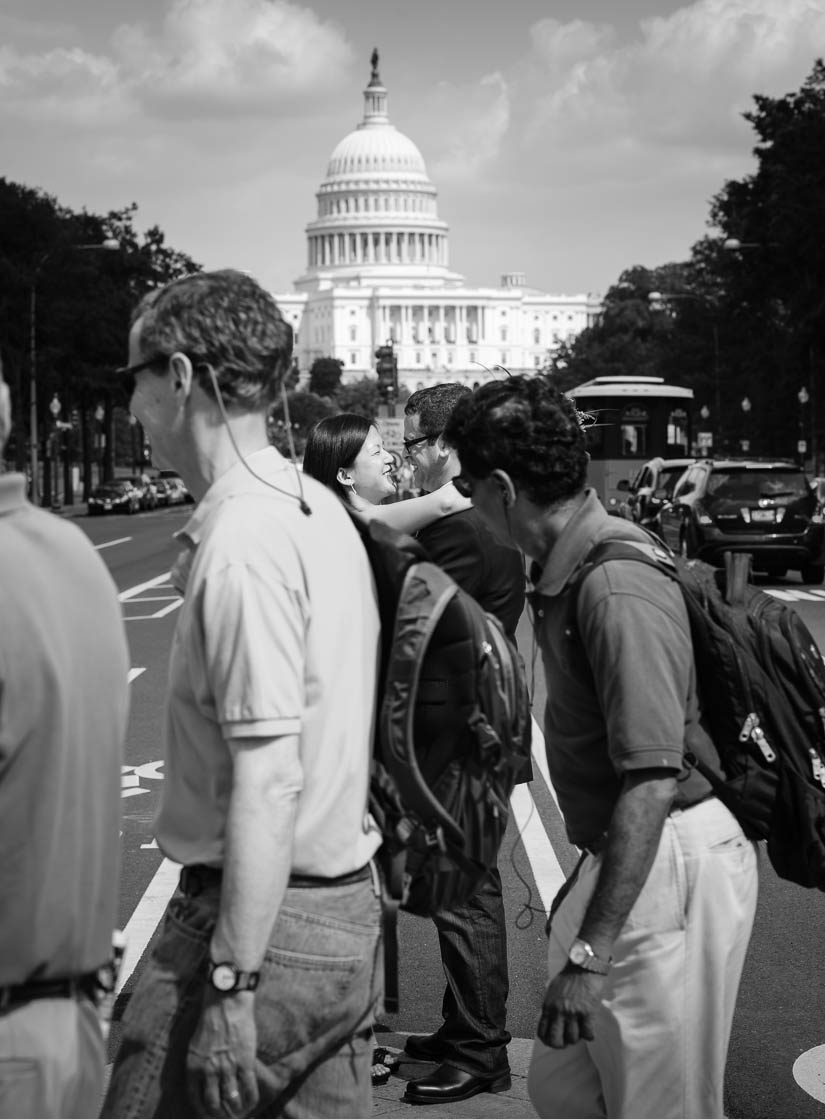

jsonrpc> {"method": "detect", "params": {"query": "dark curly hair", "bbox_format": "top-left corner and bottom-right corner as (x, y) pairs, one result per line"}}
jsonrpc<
(443, 376), (588, 506)
(405, 383), (472, 439)
(132, 269), (293, 412)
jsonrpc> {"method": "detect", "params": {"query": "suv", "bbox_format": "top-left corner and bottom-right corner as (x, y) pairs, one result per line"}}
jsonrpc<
(618, 457), (695, 531)
(657, 459), (825, 583)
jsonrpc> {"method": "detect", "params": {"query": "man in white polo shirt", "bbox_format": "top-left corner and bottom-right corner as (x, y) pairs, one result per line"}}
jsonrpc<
(101, 270), (383, 1119)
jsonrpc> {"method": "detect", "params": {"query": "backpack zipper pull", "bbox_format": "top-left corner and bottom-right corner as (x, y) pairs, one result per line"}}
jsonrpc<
(739, 713), (776, 762)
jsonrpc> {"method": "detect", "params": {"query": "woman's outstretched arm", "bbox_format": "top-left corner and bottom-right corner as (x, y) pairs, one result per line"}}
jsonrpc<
(347, 482), (471, 533)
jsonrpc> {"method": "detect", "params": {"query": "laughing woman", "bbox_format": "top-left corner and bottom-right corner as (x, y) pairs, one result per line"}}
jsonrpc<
(302, 413), (469, 531)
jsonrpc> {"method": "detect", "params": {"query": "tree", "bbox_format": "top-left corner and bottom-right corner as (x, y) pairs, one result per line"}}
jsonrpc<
(308, 357), (344, 398)
(268, 390), (337, 456)
(336, 376), (381, 419)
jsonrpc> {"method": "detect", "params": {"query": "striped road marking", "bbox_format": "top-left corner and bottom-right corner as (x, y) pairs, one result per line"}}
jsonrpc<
(95, 537), (132, 551)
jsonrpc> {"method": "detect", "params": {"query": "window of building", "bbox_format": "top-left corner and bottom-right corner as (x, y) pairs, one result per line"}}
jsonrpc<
(350, 353), (357, 365)
(349, 326), (357, 342)
(431, 352), (438, 365)
(501, 352), (509, 365)
(500, 327), (508, 342)
(533, 328), (541, 344)
(447, 351), (453, 363)
(469, 350), (476, 363)
(534, 355), (541, 367)
(416, 351), (422, 364)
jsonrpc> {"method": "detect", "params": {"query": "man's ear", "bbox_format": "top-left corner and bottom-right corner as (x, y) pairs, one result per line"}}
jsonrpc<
(490, 468), (517, 508)
(168, 352), (195, 396)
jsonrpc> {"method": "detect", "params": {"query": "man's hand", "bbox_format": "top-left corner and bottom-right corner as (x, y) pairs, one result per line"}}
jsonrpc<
(187, 990), (259, 1118)
(537, 965), (607, 1049)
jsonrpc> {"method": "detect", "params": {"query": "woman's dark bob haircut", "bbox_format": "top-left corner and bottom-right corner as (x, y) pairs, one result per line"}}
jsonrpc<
(303, 413), (373, 498)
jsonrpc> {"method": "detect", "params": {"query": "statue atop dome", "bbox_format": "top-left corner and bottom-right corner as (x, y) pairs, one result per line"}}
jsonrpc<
(370, 47), (380, 84)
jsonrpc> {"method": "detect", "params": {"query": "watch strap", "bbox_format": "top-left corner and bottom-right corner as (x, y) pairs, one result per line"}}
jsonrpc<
(207, 960), (261, 993)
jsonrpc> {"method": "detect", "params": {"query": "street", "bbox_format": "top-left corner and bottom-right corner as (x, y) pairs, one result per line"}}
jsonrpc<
(78, 505), (825, 1118)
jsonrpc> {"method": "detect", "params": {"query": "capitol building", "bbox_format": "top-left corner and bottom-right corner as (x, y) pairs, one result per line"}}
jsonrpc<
(275, 53), (599, 389)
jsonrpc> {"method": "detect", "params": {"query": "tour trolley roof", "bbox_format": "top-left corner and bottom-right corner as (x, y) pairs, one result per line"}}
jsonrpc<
(567, 376), (694, 401)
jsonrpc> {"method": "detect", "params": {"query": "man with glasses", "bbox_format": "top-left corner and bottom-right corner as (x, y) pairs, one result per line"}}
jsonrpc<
(399, 383), (526, 1106)
(101, 270), (383, 1119)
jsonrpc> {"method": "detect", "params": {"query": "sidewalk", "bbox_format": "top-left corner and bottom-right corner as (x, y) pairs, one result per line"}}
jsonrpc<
(372, 1033), (535, 1117)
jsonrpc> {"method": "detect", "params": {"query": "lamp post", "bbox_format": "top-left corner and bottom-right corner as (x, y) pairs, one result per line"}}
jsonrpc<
(741, 396), (752, 453)
(649, 290), (722, 447)
(798, 386), (810, 468)
(28, 238), (118, 505)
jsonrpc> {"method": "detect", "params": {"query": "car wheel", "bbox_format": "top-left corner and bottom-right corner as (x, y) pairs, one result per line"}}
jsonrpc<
(800, 564), (825, 585)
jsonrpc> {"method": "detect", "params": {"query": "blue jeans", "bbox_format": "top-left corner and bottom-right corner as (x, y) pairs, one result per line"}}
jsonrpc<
(431, 865), (511, 1076)
(101, 872), (382, 1119)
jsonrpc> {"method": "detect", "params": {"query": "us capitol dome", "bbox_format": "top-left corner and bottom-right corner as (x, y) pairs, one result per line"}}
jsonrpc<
(275, 51), (598, 389)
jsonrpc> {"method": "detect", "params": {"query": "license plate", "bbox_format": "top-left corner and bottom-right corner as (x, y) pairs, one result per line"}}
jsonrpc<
(751, 509), (774, 522)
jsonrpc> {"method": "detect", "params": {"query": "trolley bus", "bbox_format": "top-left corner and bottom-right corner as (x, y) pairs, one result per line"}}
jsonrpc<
(566, 375), (694, 513)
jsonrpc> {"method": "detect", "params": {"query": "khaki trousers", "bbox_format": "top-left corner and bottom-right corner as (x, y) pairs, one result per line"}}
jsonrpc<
(528, 798), (758, 1119)
(0, 995), (103, 1119)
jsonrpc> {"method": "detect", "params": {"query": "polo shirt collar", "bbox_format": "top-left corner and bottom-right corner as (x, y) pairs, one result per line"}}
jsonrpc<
(530, 488), (609, 597)
(0, 473), (28, 515)
(176, 446), (290, 550)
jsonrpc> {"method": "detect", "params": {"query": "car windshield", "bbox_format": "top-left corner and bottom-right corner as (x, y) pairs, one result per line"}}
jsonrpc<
(659, 466), (688, 496)
(94, 483), (128, 495)
(706, 470), (808, 503)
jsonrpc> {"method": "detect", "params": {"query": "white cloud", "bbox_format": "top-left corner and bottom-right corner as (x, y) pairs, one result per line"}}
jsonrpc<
(426, 72), (511, 182)
(0, 0), (354, 125)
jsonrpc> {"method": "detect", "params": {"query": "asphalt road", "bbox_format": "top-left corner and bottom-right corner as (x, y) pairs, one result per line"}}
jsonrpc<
(73, 507), (825, 1117)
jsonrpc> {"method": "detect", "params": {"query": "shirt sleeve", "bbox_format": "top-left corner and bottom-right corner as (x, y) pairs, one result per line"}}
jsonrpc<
(578, 560), (693, 774)
(201, 561), (308, 739)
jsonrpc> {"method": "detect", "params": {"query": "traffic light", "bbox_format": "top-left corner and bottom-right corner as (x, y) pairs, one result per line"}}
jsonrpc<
(375, 344), (398, 403)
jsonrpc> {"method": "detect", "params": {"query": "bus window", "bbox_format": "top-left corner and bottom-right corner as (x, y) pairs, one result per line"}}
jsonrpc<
(585, 424), (605, 453)
(667, 408), (689, 454)
(621, 423), (647, 456)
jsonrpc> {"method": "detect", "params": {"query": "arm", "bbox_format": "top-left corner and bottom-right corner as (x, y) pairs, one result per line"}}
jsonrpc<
(187, 734), (302, 1117)
(347, 481), (471, 534)
(537, 768), (676, 1048)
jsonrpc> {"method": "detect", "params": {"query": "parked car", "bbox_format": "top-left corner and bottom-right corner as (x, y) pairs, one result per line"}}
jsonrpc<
(657, 459), (825, 583)
(157, 470), (192, 504)
(87, 480), (141, 516)
(122, 475), (158, 511)
(617, 457), (695, 532)
(153, 478), (172, 507)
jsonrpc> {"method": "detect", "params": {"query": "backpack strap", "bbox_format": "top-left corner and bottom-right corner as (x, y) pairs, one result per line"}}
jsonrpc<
(567, 536), (678, 610)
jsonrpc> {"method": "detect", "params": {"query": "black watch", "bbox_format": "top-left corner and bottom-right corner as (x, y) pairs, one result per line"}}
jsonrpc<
(207, 960), (261, 993)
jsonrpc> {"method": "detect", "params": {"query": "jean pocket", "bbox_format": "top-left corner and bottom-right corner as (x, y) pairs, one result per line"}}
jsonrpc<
(624, 828), (686, 933)
(255, 908), (379, 1070)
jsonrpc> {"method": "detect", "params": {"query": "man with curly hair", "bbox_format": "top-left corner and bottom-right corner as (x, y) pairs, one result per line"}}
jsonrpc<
(444, 375), (758, 1119)
(101, 270), (383, 1119)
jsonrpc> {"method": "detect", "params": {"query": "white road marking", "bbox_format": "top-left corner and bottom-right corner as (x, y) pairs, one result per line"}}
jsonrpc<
(95, 537), (132, 551)
(793, 1045), (825, 1102)
(510, 783), (566, 915)
(118, 572), (171, 602)
(766, 588), (825, 602)
(530, 716), (559, 813)
(127, 668), (146, 684)
(116, 858), (181, 995)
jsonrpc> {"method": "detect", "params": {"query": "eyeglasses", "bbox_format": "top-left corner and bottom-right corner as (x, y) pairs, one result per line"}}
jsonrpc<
(115, 353), (169, 396)
(402, 433), (438, 454)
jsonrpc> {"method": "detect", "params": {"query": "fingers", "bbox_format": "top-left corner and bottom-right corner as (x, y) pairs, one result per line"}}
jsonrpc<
(537, 1006), (593, 1049)
(188, 1062), (256, 1119)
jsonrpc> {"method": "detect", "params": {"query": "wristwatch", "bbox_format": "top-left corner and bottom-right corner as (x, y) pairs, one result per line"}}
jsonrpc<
(567, 938), (611, 975)
(207, 960), (261, 993)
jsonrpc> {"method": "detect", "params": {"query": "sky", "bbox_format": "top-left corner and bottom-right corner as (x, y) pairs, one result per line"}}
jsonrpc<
(1, 0), (823, 299)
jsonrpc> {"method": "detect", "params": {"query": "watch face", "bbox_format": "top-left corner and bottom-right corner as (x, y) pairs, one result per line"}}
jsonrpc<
(569, 942), (588, 967)
(211, 963), (237, 992)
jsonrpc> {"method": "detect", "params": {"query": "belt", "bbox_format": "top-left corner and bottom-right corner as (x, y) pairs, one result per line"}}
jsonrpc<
(582, 794), (717, 857)
(179, 863), (372, 897)
(0, 972), (98, 1013)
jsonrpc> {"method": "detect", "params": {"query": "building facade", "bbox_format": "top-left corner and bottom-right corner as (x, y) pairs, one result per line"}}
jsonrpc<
(275, 52), (600, 390)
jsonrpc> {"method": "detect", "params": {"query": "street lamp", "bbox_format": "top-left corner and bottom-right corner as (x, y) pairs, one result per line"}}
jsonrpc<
(649, 290), (722, 446)
(798, 386), (810, 467)
(29, 238), (119, 505)
(741, 396), (752, 454)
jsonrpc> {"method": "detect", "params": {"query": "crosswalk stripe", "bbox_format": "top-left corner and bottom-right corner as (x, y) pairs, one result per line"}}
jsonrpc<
(118, 572), (171, 602)
(116, 858), (180, 994)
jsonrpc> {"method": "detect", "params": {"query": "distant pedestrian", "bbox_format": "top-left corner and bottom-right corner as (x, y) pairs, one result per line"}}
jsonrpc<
(399, 383), (526, 1107)
(445, 375), (758, 1119)
(0, 360), (130, 1118)
(101, 269), (384, 1119)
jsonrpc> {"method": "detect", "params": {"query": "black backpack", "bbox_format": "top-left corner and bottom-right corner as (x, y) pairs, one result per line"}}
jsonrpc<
(354, 518), (532, 1011)
(570, 537), (825, 890)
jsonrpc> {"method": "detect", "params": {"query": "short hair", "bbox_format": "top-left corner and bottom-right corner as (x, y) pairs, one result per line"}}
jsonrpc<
(133, 269), (293, 412)
(444, 375), (588, 507)
(405, 383), (472, 440)
(302, 413), (372, 498)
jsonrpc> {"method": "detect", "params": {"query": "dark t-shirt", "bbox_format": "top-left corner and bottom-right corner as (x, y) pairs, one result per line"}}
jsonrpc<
(417, 508), (525, 639)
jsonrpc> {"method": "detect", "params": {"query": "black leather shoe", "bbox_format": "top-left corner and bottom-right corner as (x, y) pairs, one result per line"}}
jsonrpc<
(402, 1063), (512, 1105)
(403, 1033), (448, 1062)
